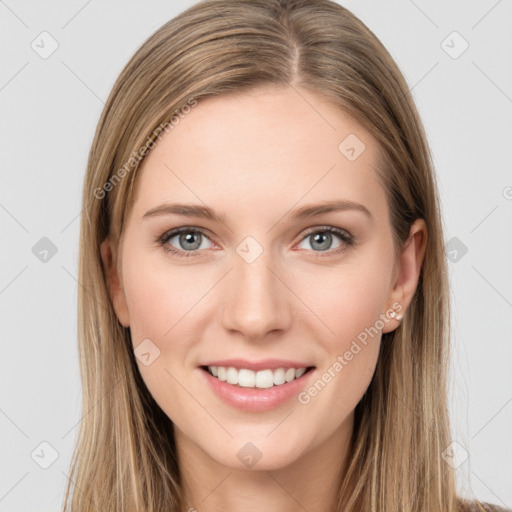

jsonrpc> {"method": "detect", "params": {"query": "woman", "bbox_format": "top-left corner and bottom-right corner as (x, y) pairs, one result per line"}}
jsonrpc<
(63, 1), (510, 511)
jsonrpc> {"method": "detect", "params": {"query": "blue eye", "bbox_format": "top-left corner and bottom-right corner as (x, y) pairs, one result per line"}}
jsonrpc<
(297, 227), (353, 254)
(158, 226), (354, 258)
(159, 228), (213, 256)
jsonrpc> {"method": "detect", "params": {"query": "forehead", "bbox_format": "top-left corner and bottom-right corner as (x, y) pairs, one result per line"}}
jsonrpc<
(129, 86), (387, 222)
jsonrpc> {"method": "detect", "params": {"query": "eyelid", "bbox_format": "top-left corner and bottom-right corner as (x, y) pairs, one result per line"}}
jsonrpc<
(158, 224), (354, 257)
(298, 225), (352, 241)
(294, 225), (354, 255)
(159, 226), (217, 252)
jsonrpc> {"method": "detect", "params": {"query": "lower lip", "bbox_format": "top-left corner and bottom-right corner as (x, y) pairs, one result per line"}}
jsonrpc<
(199, 367), (316, 412)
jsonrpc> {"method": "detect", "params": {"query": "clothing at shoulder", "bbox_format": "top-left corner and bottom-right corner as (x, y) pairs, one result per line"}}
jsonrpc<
(462, 501), (512, 512)
(482, 504), (512, 512)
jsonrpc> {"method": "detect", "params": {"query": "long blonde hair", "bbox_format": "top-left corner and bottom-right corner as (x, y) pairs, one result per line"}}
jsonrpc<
(64, 1), (463, 510)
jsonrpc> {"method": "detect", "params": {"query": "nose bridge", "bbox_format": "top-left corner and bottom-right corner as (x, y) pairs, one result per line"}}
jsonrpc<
(221, 247), (291, 340)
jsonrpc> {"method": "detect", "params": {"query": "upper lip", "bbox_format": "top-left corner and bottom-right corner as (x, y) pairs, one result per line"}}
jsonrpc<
(200, 359), (315, 371)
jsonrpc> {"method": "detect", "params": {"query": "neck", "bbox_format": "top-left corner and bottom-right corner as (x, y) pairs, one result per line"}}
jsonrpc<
(175, 413), (354, 512)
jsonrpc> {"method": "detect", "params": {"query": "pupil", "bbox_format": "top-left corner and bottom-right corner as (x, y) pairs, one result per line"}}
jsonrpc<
(312, 232), (331, 251)
(177, 231), (333, 252)
(181, 232), (201, 250)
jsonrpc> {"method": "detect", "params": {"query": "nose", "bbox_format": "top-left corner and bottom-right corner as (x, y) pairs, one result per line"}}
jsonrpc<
(221, 252), (293, 342)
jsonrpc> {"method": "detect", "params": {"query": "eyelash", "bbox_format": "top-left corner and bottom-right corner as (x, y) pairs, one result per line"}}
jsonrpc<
(157, 226), (354, 259)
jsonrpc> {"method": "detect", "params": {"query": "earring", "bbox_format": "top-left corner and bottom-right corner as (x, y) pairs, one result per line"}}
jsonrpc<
(389, 311), (403, 321)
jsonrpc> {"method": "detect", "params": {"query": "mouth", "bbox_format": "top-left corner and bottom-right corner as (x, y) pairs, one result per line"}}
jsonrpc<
(200, 365), (316, 389)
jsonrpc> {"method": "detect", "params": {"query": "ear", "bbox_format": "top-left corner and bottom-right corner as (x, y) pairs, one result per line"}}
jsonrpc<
(100, 236), (130, 327)
(382, 218), (427, 333)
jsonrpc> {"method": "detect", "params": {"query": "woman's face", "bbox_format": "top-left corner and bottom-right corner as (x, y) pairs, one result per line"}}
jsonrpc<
(102, 86), (425, 472)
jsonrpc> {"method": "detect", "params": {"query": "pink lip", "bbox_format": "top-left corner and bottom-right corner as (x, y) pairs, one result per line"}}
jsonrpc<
(198, 366), (316, 412)
(200, 358), (313, 371)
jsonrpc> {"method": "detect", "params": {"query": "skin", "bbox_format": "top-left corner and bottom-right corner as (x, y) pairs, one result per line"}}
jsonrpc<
(101, 85), (426, 512)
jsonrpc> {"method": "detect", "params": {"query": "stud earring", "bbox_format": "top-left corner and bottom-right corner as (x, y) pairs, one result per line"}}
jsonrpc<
(389, 311), (403, 321)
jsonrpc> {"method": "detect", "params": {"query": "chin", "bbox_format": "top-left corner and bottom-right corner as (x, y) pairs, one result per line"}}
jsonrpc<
(202, 432), (310, 471)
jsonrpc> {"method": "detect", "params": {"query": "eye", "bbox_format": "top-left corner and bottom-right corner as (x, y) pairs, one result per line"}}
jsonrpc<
(159, 227), (214, 256)
(158, 225), (354, 258)
(296, 226), (353, 255)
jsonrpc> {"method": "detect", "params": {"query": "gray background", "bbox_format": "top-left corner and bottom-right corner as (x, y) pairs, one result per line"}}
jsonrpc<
(1, 0), (511, 510)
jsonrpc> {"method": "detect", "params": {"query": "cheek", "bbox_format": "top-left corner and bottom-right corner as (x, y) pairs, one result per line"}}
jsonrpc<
(120, 252), (200, 426)
(120, 250), (212, 402)
(297, 269), (387, 430)
(298, 247), (393, 400)
(315, 275), (384, 382)
(122, 250), (205, 344)
(303, 255), (393, 346)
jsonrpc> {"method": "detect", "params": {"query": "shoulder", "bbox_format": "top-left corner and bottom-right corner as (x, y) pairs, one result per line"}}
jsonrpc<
(460, 500), (512, 512)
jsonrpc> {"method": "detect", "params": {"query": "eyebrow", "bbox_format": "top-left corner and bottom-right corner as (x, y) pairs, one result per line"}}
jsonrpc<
(142, 200), (372, 223)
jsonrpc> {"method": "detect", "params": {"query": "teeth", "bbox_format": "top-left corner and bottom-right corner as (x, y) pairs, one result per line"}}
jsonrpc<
(207, 366), (309, 388)
(226, 366), (238, 384)
(255, 369), (273, 388)
(295, 367), (306, 378)
(285, 368), (295, 382)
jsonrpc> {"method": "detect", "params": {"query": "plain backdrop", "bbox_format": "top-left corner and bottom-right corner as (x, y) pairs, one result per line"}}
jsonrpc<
(1, 1), (511, 510)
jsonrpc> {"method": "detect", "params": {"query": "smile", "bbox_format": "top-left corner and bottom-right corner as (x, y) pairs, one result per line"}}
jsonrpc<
(204, 365), (312, 389)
